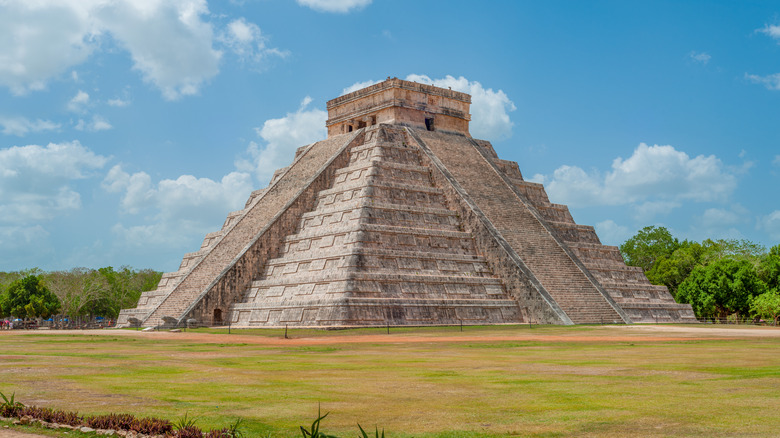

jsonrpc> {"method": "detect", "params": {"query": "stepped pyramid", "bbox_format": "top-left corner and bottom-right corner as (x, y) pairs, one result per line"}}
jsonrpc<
(117, 78), (696, 328)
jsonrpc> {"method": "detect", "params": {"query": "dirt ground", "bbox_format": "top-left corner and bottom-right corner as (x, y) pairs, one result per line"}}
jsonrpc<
(6, 324), (780, 345)
(0, 428), (50, 438)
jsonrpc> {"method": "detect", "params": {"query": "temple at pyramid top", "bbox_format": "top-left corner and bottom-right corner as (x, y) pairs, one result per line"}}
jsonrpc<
(118, 77), (696, 329)
(326, 78), (472, 137)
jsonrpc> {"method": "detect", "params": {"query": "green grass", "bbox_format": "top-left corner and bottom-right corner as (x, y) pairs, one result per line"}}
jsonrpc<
(1, 325), (779, 437)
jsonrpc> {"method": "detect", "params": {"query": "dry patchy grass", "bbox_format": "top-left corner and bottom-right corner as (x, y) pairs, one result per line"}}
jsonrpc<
(1, 325), (779, 437)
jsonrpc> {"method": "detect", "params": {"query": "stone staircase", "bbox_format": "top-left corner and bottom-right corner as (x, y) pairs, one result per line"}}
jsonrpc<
(117, 132), (359, 327)
(464, 135), (696, 324)
(229, 124), (522, 326)
(412, 129), (628, 324)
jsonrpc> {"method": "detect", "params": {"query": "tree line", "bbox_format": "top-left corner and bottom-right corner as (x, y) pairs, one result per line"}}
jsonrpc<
(620, 226), (780, 323)
(0, 267), (161, 323)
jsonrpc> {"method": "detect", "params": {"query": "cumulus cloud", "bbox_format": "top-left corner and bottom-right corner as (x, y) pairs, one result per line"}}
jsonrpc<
(758, 210), (780, 240)
(341, 79), (381, 95)
(699, 204), (749, 229)
(102, 164), (253, 247)
(774, 155), (780, 167)
(594, 220), (631, 246)
(93, 0), (222, 100)
(0, 141), (108, 224)
(746, 73), (780, 91)
(74, 115), (113, 132)
(759, 24), (780, 40)
(236, 97), (327, 183)
(0, 1), (98, 94)
(748, 24), (780, 91)
(0, 117), (60, 136)
(67, 90), (90, 112)
(689, 51), (711, 65)
(0, 224), (52, 268)
(0, 1), (285, 99)
(538, 143), (737, 218)
(107, 98), (130, 107)
(297, 0), (372, 13)
(219, 18), (288, 69)
(406, 74), (516, 140)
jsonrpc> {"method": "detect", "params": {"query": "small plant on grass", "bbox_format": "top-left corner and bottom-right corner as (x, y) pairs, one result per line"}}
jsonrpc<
(358, 424), (385, 438)
(173, 412), (199, 431)
(300, 407), (338, 438)
(0, 391), (24, 417)
(225, 418), (245, 438)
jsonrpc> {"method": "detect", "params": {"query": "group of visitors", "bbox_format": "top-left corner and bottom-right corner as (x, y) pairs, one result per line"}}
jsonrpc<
(1, 319), (13, 329)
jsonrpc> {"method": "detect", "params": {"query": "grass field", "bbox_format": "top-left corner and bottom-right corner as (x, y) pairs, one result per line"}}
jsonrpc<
(1, 325), (779, 437)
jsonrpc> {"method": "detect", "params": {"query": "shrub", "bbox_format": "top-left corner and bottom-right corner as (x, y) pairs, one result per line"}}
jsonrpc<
(0, 391), (24, 418)
(84, 413), (136, 430)
(131, 416), (174, 435)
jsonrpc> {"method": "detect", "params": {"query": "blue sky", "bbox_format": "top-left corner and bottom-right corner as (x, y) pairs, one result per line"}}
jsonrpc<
(1, 0), (779, 272)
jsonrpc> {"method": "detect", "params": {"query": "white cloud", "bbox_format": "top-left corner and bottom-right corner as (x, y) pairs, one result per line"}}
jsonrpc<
(632, 201), (682, 221)
(107, 98), (130, 107)
(219, 18), (288, 69)
(94, 0), (222, 100)
(541, 143), (737, 217)
(0, 224), (52, 268)
(341, 79), (381, 95)
(103, 164), (254, 247)
(758, 210), (780, 240)
(236, 97), (327, 183)
(0, 117), (60, 136)
(0, 0), (230, 100)
(0, 1), (98, 94)
(296, 0), (372, 13)
(405, 74), (516, 140)
(594, 220), (631, 246)
(759, 24), (780, 41)
(0, 141), (109, 224)
(74, 115), (113, 132)
(773, 155), (780, 167)
(689, 51), (711, 65)
(68, 90), (90, 112)
(699, 204), (749, 229)
(746, 73), (780, 91)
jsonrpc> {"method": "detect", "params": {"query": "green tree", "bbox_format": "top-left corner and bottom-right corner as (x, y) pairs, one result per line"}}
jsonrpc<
(45, 268), (109, 319)
(2, 275), (61, 319)
(750, 290), (780, 325)
(94, 266), (162, 318)
(646, 241), (704, 298)
(677, 258), (767, 319)
(620, 226), (681, 272)
(757, 244), (780, 292)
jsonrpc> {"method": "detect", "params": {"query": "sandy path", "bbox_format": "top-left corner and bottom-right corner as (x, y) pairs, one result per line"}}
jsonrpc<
(5, 324), (779, 346)
(0, 429), (48, 438)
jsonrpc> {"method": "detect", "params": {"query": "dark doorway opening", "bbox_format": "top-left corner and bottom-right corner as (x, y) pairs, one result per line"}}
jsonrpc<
(213, 308), (223, 325)
(425, 117), (435, 131)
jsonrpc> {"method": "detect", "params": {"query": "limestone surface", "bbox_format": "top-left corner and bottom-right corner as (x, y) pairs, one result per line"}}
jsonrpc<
(118, 78), (695, 328)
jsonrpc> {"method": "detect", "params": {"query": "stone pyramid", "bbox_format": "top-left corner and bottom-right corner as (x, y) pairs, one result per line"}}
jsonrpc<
(118, 78), (696, 328)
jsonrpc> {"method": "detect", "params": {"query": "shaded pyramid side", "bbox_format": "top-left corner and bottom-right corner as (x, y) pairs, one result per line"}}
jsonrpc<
(229, 124), (524, 326)
(117, 131), (363, 327)
(450, 137), (696, 323)
(410, 128), (629, 324)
